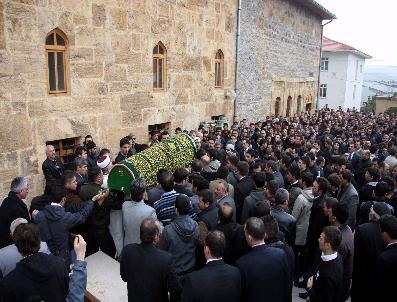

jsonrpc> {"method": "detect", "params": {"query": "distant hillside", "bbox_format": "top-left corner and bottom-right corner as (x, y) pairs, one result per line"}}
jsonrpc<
(364, 65), (397, 81)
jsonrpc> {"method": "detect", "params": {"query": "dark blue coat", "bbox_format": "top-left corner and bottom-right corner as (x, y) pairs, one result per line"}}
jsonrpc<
(0, 192), (31, 249)
(236, 244), (290, 302)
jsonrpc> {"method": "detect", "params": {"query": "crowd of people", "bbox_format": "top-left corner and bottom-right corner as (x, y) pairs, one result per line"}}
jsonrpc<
(1, 108), (397, 302)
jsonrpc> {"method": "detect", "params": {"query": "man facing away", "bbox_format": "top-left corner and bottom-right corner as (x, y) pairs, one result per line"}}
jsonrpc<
(236, 217), (290, 302)
(120, 218), (180, 302)
(181, 230), (241, 302)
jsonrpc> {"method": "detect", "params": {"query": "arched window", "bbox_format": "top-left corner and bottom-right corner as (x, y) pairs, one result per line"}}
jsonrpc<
(275, 97), (281, 116)
(286, 96), (292, 116)
(297, 95), (302, 113)
(153, 42), (167, 90)
(45, 29), (68, 94)
(215, 50), (224, 88)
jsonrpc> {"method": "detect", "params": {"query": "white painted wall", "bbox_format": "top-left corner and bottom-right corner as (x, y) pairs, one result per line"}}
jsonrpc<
(319, 51), (366, 110)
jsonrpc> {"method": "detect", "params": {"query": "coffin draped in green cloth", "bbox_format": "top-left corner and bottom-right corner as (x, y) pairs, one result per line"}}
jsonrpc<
(108, 134), (197, 193)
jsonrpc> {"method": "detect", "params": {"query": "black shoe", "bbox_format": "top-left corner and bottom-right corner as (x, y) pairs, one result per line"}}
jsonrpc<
(294, 279), (307, 289)
(299, 292), (309, 300)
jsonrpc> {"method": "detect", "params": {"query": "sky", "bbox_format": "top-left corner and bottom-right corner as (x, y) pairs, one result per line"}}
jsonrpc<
(315, 0), (397, 66)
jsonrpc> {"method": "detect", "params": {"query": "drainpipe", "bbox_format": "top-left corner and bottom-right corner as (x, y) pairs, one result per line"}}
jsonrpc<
(234, 0), (242, 122)
(316, 19), (333, 109)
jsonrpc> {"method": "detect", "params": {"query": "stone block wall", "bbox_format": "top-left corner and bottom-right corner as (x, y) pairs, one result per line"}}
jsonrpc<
(237, 0), (322, 120)
(0, 0), (237, 202)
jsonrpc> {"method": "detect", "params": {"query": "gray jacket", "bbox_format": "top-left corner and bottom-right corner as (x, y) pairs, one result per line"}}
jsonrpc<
(122, 200), (157, 247)
(0, 242), (50, 278)
(241, 189), (266, 223)
(159, 215), (199, 275)
(338, 184), (359, 230)
(218, 195), (237, 222)
(292, 187), (314, 246)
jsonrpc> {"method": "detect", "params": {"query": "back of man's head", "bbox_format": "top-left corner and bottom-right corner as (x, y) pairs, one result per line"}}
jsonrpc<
(375, 181), (391, 198)
(380, 215), (397, 240)
(262, 215), (279, 242)
(228, 155), (239, 168)
(140, 218), (159, 244)
(175, 194), (191, 215)
(275, 188), (289, 205)
(10, 176), (28, 193)
(253, 172), (266, 188)
(130, 178), (146, 201)
(10, 218), (28, 236)
(218, 203), (234, 223)
(159, 170), (174, 192)
(88, 166), (102, 183)
(198, 189), (213, 205)
(192, 175), (209, 191)
(266, 160), (278, 172)
(62, 170), (75, 187)
(331, 203), (349, 225)
(216, 166), (229, 180)
(173, 168), (189, 184)
(205, 230), (226, 258)
(191, 159), (203, 173)
(51, 186), (67, 204)
(253, 200), (270, 218)
(301, 171), (314, 188)
(13, 223), (41, 257)
(245, 217), (265, 241)
(237, 161), (249, 177)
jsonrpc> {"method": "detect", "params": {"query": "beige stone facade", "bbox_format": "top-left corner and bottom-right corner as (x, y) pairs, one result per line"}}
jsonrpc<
(236, 0), (323, 120)
(0, 0), (237, 201)
(375, 95), (397, 114)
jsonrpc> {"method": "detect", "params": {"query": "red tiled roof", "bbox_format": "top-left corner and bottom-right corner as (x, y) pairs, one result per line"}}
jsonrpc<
(322, 37), (372, 59)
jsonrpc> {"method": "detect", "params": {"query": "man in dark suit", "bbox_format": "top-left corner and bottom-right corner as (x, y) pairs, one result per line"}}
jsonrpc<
(306, 226), (343, 302)
(351, 202), (391, 302)
(271, 188), (296, 246)
(120, 218), (180, 302)
(0, 177), (31, 249)
(181, 230), (241, 302)
(236, 217), (289, 302)
(375, 215), (397, 301)
(42, 144), (64, 194)
(234, 161), (255, 223)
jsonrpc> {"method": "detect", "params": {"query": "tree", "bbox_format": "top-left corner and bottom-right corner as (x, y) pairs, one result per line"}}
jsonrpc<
(361, 95), (376, 113)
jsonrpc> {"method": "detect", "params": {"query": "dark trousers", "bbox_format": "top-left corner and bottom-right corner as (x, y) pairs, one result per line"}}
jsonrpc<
(293, 244), (306, 279)
(86, 228), (116, 258)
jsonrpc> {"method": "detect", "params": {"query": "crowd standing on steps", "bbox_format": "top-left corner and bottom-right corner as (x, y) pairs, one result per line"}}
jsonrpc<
(1, 108), (397, 302)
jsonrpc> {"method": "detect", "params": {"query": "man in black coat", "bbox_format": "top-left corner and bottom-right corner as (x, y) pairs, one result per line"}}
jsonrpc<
(0, 177), (31, 249)
(0, 223), (69, 302)
(215, 203), (246, 264)
(181, 230), (241, 302)
(374, 215), (397, 302)
(263, 215), (295, 302)
(120, 218), (180, 302)
(42, 144), (64, 194)
(351, 202), (391, 302)
(236, 217), (289, 302)
(306, 226), (343, 302)
(234, 161), (255, 223)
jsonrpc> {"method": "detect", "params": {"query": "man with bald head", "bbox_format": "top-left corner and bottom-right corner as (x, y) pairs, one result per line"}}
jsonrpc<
(42, 144), (64, 194)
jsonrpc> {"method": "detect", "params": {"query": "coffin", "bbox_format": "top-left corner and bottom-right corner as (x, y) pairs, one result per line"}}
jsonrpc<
(108, 134), (196, 192)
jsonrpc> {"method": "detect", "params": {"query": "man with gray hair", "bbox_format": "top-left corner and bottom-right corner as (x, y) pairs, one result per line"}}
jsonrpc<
(270, 188), (296, 246)
(0, 218), (50, 278)
(123, 179), (157, 247)
(0, 177), (31, 248)
(42, 144), (64, 194)
(214, 179), (236, 222)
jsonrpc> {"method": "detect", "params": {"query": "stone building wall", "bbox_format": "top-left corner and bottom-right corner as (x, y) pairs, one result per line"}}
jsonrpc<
(375, 96), (397, 115)
(0, 0), (237, 201)
(236, 0), (323, 120)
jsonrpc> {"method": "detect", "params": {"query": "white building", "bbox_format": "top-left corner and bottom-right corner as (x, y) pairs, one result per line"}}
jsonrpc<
(318, 37), (372, 110)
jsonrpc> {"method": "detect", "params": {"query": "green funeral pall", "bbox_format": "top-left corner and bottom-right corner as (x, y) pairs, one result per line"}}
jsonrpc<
(108, 134), (197, 193)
